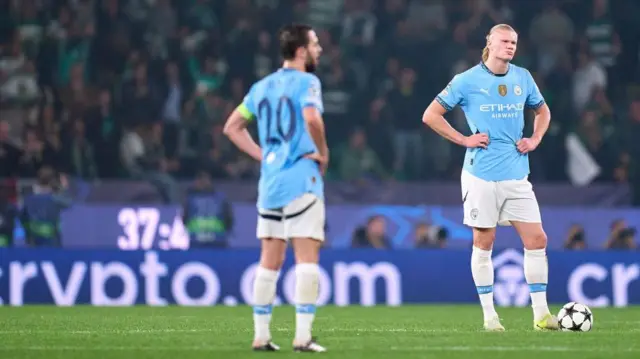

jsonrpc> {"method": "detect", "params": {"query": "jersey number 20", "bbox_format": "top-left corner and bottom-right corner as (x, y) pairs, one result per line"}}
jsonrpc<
(258, 97), (296, 144)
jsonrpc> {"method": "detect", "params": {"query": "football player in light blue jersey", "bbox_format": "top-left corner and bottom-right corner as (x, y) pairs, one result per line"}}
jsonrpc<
(423, 24), (558, 332)
(223, 24), (328, 353)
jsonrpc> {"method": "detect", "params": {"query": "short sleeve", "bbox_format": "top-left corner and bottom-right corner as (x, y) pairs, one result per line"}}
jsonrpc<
(525, 70), (545, 110)
(237, 86), (256, 120)
(435, 74), (465, 112)
(300, 75), (324, 114)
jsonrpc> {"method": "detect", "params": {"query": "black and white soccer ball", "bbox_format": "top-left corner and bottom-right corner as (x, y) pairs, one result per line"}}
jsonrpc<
(557, 302), (593, 332)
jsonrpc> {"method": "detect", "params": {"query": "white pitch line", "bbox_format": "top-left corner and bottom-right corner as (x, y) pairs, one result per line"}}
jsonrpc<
(390, 346), (640, 352)
(0, 345), (638, 352)
(0, 328), (216, 335)
(0, 327), (474, 335)
(1, 327), (639, 335)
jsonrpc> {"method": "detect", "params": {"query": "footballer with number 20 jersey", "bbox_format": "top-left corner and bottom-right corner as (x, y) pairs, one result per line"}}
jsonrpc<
(236, 68), (324, 210)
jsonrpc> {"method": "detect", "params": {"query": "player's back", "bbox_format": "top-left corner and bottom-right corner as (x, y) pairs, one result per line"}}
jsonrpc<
(248, 68), (323, 210)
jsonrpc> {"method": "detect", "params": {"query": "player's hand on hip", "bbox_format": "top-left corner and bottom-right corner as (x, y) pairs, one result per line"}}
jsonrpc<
(304, 152), (329, 175)
(463, 133), (489, 149)
(516, 137), (540, 154)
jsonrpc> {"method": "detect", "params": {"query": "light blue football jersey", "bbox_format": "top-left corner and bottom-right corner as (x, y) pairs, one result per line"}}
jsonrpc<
(436, 62), (545, 182)
(239, 68), (324, 210)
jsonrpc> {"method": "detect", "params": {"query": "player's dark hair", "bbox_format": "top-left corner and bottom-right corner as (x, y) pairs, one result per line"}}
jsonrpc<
(278, 23), (313, 60)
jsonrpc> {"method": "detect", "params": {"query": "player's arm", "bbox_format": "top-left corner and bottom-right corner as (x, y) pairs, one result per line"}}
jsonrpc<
(522, 70), (551, 151)
(422, 101), (471, 147)
(303, 107), (329, 159)
(423, 76), (488, 149)
(530, 102), (550, 145)
(302, 76), (329, 166)
(223, 102), (262, 162)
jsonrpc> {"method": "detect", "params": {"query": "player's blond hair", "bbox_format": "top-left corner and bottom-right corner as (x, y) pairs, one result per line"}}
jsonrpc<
(482, 24), (516, 62)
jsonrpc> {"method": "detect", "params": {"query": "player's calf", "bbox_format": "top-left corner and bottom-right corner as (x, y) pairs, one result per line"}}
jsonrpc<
(512, 221), (554, 326)
(471, 228), (503, 330)
(524, 247), (552, 323)
(291, 237), (326, 351)
(252, 266), (279, 347)
(292, 261), (327, 352)
(252, 238), (286, 349)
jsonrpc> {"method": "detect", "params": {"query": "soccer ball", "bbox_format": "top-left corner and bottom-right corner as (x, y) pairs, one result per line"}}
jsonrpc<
(557, 302), (593, 332)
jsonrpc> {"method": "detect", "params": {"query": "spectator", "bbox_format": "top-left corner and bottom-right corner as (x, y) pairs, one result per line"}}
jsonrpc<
(528, 1), (574, 75)
(0, 120), (21, 178)
(254, 30), (276, 80)
(351, 215), (391, 249)
(161, 61), (187, 157)
(340, 0), (377, 60)
(574, 110), (618, 182)
(20, 166), (71, 247)
(0, 34), (39, 104)
(42, 120), (66, 173)
(0, 0), (636, 207)
(624, 99), (640, 206)
(604, 219), (637, 250)
(59, 62), (98, 115)
(120, 61), (162, 124)
(18, 128), (45, 178)
(120, 123), (145, 178)
(338, 127), (388, 182)
(564, 224), (587, 250)
(85, 88), (120, 177)
(573, 49), (607, 115)
(582, 0), (621, 92)
(365, 98), (394, 171)
(0, 182), (18, 247)
(414, 222), (448, 249)
(388, 67), (423, 179)
(182, 170), (234, 249)
(64, 120), (97, 180)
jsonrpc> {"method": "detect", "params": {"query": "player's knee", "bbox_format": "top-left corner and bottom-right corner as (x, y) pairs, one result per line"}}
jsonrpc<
(524, 231), (547, 250)
(259, 238), (287, 270)
(292, 237), (322, 264)
(472, 228), (496, 250)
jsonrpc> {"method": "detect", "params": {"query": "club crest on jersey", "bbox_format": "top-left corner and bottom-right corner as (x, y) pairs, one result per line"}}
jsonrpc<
(514, 85), (522, 96)
(498, 84), (507, 96)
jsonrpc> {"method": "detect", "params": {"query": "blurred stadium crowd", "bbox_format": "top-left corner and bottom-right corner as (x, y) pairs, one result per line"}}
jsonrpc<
(1, 0), (639, 189)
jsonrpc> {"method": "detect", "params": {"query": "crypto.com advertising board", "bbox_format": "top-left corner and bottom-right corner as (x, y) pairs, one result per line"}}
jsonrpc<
(0, 249), (638, 308)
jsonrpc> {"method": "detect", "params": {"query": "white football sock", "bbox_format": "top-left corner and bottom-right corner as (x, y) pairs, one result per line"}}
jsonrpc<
(524, 248), (550, 321)
(294, 263), (319, 344)
(471, 246), (498, 321)
(252, 266), (279, 342)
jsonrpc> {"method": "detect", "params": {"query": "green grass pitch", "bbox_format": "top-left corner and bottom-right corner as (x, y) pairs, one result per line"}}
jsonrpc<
(1, 305), (639, 359)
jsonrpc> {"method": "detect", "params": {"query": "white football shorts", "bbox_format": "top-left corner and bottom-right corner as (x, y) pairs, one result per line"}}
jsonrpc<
(256, 193), (325, 241)
(460, 170), (542, 228)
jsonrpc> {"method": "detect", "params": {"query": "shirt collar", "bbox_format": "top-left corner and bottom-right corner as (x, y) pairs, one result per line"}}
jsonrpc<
(480, 62), (510, 77)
